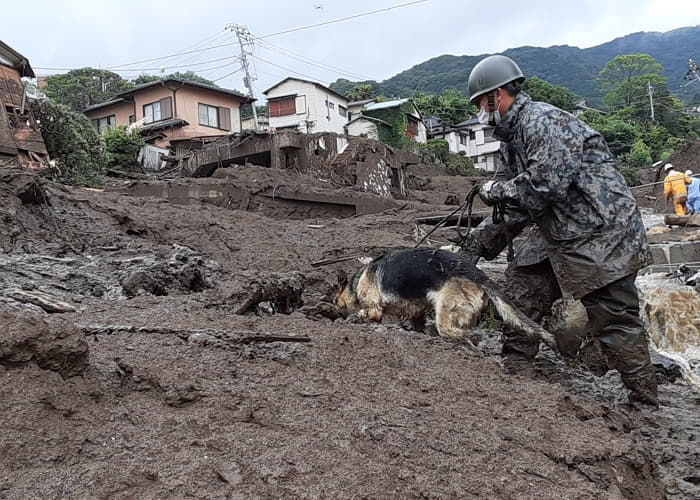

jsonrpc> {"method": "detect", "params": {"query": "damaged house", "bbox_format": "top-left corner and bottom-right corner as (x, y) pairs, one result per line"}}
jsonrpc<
(0, 40), (49, 168)
(346, 98), (428, 148)
(83, 78), (254, 168)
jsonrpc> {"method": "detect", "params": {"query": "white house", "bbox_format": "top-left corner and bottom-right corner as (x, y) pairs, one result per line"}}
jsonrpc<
(344, 115), (391, 141)
(359, 99), (428, 144)
(346, 98), (377, 121)
(432, 118), (502, 172)
(263, 77), (349, 135)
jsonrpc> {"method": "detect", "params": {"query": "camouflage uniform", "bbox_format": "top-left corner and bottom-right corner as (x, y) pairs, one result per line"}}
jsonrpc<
(467, 91), (658, 406)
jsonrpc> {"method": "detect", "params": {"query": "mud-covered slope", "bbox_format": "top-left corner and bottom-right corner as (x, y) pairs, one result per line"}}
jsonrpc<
(0, 164), (694, 498)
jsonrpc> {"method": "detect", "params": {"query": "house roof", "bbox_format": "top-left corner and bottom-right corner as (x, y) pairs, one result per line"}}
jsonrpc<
(345, 115), (392, 128)
(0, 40), (35, 77)
(363, 98), (410, 111)
(83, 98), (128, 112)
(115, 78), (254, 102)
(347, 98), (377, 107)
(262, 77), (348, 102)
(454, 117), (480, 128)
(140, 118), (189, 133)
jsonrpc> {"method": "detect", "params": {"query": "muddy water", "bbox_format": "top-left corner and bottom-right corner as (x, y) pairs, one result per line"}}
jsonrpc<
(637, 273), (700, 390)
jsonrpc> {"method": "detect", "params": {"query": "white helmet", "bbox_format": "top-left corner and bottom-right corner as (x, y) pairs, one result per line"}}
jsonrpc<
(686, 170), (693, 176)
(664, 163), (674, 171)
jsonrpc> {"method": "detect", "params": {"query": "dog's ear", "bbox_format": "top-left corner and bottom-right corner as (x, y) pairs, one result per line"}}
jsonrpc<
(337, 269), (348, 289)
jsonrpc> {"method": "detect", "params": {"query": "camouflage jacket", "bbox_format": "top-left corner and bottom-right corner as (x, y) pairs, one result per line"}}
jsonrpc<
(474, 91), (652, 298)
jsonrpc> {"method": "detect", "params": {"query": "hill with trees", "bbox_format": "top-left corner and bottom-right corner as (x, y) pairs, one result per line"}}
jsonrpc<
(330, 26), (700, 105)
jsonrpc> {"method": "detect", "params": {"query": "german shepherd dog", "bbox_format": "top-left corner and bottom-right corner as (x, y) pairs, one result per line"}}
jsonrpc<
(335, 248), (557, 350)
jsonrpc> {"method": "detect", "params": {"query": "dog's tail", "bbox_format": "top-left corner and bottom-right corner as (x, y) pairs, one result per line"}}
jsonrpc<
(480, 283), (558, 352)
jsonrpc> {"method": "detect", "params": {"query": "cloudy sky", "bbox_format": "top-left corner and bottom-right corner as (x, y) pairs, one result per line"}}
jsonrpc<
(3, 0), (699, 99)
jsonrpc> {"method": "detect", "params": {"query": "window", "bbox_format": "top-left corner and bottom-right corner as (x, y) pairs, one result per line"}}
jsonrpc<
(128, 115), (136, 124)
(269, 97), (296, 117)
(198, 103), (232, 131)
(469, 130), (476, 140)
(327, 100), (334, 110)
(459, 134), (467, 145)
(143, 102), (161, 124)
(338, 105), (347, 117)
(143, 97), (173, 124)
(199, 103), (218, 128)
(95, 115), (115, 133)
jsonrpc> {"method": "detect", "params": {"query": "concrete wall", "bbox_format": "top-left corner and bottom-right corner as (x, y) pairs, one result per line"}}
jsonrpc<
(345, 119), (379, 140)
(267, 79), (348, 135)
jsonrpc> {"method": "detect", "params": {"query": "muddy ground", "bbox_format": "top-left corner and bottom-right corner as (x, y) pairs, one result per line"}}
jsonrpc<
(0, 162), (698, 499)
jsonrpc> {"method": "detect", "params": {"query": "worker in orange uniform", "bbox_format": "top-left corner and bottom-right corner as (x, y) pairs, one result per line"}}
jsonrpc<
(663, 163), (692, 215)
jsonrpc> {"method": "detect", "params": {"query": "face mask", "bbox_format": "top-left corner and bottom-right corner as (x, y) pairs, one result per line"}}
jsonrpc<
(477, 107), (489, 125)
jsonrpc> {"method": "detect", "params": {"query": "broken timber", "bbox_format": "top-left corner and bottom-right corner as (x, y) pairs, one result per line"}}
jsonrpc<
(664, 214), (700, 227)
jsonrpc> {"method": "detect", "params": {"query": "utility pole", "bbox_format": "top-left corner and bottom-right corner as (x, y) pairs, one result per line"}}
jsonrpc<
(226, 24), (258, 130)
(647, 81), (654, 121)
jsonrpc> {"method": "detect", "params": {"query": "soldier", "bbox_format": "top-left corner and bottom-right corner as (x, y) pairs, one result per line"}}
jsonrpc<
(463, 55), (658, 407)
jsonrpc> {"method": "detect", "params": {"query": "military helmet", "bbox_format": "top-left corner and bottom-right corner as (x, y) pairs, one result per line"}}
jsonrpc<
(468, 55), (525, 104)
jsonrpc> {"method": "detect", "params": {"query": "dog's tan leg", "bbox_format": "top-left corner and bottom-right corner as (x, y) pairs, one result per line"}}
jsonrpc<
(433, 279), (488, 340)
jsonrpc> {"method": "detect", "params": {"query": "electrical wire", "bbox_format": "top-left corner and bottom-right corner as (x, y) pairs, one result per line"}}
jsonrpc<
(250, 54), (330, 84)
(258, 0), (429, 39)
(254, 38), (373, 81)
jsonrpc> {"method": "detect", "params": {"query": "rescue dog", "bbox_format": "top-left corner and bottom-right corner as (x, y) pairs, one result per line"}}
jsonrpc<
(335, 247), (557, 350)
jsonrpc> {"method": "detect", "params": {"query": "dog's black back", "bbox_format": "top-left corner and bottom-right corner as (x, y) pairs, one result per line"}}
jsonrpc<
(369, 248), (490, 298)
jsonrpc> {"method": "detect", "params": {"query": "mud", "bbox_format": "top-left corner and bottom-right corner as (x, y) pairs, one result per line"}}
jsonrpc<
(0, 162), (698, 499)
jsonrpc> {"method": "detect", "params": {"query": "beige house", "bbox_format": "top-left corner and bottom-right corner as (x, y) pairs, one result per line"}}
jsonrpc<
(84, 78), (253, 147)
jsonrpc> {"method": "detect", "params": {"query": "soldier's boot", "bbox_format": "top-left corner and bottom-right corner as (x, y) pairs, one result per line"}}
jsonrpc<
(582, 275), (659, 408)
(621, 363), (659, 408)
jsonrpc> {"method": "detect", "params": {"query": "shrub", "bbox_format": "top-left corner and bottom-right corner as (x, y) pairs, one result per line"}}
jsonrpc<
(31, 100), (106, 187)
(103, 125), (144, 169)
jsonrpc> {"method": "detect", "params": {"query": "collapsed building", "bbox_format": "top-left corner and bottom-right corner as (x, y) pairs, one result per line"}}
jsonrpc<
(115, 130), (422, 218)
(0, 40), (48, 169)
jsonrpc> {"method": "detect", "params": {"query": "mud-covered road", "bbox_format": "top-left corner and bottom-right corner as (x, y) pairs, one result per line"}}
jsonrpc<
(0, 164), (697, 499)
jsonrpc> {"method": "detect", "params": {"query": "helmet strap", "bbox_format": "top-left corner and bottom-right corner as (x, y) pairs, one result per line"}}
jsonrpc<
(487, 92), (498, 126)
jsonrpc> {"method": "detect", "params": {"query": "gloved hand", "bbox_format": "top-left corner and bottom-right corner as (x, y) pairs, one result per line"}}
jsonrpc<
(479, 180), (501, 206)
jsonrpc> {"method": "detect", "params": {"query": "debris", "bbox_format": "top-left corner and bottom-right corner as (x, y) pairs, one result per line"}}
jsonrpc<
(6, 289), (77, 313)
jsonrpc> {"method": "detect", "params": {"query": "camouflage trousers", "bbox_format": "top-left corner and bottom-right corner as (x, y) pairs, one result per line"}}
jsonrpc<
(501, 261), (658, 405)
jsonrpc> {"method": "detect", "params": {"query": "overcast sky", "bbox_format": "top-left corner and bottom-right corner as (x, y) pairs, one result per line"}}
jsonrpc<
(3, 0), (699, 100)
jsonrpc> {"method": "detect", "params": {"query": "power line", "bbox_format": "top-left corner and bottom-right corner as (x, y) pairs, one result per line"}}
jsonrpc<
(35, 55), (240, 74)
(106, 40), (239, 69)
(211, 68), (244, 83)
(254, 38), (373, 81)
(258, 0), (429, 39)
(250, 54), (330, 85)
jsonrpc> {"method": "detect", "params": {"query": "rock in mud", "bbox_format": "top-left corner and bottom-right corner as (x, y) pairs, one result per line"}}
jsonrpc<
(0, 308), (89, 378)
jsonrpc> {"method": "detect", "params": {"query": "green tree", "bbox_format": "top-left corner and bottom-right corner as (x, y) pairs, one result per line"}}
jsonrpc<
(412, 89), (474, 127)
(132, 71), (218, 87)
(522, 76), (577, 110)
(346, 84), (375, 101)
(579, 110), (638, 157)
(43, 68), (133, 113)
(31, 100), (106, 187)
(599, 54), (664, 108)
(103, 125), (144, 169)
(626, 138), (652, 168)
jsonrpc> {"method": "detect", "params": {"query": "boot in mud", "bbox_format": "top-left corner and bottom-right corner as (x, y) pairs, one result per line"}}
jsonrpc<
(622, 364), (659, 409)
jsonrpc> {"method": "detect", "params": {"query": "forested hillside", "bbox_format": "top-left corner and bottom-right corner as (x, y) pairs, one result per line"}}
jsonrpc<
(331, 26), (700, 104)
